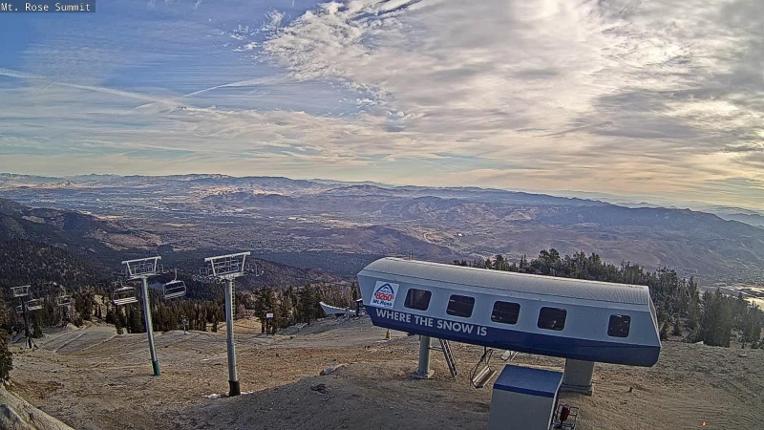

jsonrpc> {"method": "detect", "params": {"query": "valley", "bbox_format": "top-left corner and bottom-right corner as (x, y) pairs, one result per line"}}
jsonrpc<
(2, 174), (764, 285)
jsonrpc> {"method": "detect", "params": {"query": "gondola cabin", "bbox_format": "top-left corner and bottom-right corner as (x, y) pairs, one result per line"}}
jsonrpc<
(357, 258), (661, 367)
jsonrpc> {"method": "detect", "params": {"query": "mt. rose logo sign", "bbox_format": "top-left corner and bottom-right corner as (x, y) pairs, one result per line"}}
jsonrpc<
(370, 281), (399, 309)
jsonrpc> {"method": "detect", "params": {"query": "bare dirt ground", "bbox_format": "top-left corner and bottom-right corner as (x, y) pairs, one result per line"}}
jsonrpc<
(7, 318), (764, 430)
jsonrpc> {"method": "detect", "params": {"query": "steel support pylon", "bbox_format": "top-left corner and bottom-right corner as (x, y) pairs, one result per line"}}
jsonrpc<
(414, 335), (434, 379)
(21, 299), (31, 349)
(225, 278), (240, 396)
(140, 277), (160, 376)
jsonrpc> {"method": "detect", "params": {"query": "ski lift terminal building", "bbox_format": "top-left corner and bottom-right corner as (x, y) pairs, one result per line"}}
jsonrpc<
(357, 257), (661, 367)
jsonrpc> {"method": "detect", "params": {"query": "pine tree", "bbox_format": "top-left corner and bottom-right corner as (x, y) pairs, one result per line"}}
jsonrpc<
(671, 318), (682, 336)
(455, 248), (764, 349)
(74, 290), (95, 321)
(129, 306), (144, 333)
(32, 316), (43, 338)
(297, 286), (321, 323)
(699, 290), (733, 347)
(740, 306), (762, 348)
(659, 321), (670, 341)
(0, 295), (12, 382)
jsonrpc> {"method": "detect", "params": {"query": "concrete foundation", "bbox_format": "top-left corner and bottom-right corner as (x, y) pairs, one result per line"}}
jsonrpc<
(561, 359), (594, 395)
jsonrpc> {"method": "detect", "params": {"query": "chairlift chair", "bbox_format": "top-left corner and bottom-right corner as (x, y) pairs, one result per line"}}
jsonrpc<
(470, 347), (497, 388)
(11, 285), (30, 298)
(56, 284), (73, 307)
(471, 365), (497, 388)
(162, 270), (186, 300)
(57, 295), (74, 307)
(15, 305), (23, 316)
(249, 261), (264, 277)
(25, 299), (44, 311)
(112, 285), (139, 306)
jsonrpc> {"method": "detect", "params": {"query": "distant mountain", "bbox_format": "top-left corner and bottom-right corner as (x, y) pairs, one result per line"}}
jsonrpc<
(696, 206), (764, 229)
(2, 174), (764, 284)
(0, 197), (161, 254)
(0, 198), (347, 293)
(718, 213), (764, 228)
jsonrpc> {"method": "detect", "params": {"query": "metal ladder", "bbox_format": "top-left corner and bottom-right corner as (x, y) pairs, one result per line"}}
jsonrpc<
(432, 338), (458, 377)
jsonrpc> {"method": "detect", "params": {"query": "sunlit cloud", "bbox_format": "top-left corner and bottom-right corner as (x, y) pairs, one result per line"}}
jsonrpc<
(0, 0), (762, 210)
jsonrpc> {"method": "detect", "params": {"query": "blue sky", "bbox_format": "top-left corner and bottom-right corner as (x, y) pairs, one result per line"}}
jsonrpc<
(0, 0), (763, 210)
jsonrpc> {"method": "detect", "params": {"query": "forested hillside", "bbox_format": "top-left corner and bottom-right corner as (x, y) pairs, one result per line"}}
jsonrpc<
(0, 239), (107, 288)
(455, 250), (763, 348)
(0, 197), (161, 264)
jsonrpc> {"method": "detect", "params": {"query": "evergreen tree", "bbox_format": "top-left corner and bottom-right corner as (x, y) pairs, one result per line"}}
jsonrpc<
(32, 315), (43, 338)
(455, 248), (764, 348)
(128, 306), (144, 333)
(274, 297), (292, 331)
(297, 287), (319, 323)
(493, 254), (511, 271)
(0, 295), (12, 382)
(740, 306), (762, 348)
(351, 282), (360, 302)
(660, 321), (670, 341)
(0, 334), (11, 382)
(254, 288), (276, 331)
(74, 290), (95, 321)
(699, 290), (733, 347)
(671, 318), (682, 337)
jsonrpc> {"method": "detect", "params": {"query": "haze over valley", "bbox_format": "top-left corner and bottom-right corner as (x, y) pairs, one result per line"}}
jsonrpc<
(2, 173), (763, 287)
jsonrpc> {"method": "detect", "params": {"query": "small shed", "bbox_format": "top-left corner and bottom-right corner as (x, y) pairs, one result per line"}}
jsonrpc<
(488, 364), (563, 430)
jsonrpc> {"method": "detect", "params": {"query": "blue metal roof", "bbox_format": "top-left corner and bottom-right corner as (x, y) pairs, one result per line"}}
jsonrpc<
(361, 258), (651, 305)
(493, 364), (563, 398)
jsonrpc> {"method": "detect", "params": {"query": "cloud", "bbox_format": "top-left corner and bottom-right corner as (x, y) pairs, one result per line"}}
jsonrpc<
(258, 0), (764, 208)
(1, 0), (763, 210)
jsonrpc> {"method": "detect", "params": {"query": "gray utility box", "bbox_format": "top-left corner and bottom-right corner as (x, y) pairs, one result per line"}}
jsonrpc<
(488, 364), (563, 430)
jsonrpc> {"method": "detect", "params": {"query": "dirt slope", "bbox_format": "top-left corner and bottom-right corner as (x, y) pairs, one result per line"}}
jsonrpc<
(8, 319), (764, 430)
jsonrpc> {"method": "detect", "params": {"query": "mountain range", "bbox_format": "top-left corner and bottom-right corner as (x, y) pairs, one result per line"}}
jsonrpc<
(0, 197), (342, 291)
(1, 173), (763, 284)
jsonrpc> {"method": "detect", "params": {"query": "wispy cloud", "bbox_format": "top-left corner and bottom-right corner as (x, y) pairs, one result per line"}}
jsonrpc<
(259, 0), (764, 208)
(0, 0), (762, 210)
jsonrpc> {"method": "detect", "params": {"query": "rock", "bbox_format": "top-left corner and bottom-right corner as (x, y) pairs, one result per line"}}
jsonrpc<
(320, 363), (348, 376)
(0, 404), (32, 430)
(310, 383), (328, 394)
(0, 387), (75, 430)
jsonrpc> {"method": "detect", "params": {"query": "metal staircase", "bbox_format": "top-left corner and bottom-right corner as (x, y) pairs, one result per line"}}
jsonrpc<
(432, 338), (458, 377)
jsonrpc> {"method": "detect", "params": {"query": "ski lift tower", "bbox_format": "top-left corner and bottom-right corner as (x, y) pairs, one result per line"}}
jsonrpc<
(121, 256), (163, 376)
(48, 282), (75, 325)
(11, 285), (33, 348)
(202, 251), (250, 397)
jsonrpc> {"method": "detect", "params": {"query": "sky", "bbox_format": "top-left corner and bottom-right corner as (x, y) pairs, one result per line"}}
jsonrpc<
(0, 0), (763, 210)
